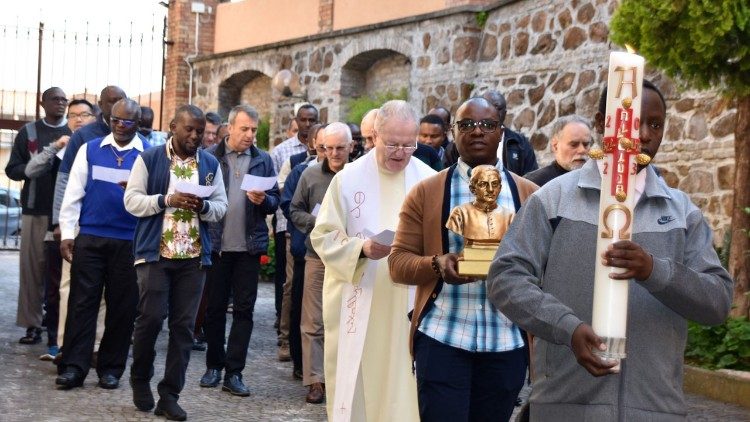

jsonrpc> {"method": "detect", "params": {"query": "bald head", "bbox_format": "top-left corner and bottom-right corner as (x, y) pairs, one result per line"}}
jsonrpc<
(360, 109), (378, 152)
(100, 86), (127, 121)
(481, 90), (507, 124)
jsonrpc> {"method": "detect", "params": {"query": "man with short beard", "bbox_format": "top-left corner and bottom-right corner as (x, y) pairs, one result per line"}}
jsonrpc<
(525, 115), (592, 187)
(125, 105), (227, 420)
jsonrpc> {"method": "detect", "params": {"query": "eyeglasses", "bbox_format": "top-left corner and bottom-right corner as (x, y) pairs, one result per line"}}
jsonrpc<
(110, 116), (137, 128)
(67, 112), (94, 120)
(323, 145), (348, 153)
(384, 143), (418, 155)
(454, 119), (500, 134)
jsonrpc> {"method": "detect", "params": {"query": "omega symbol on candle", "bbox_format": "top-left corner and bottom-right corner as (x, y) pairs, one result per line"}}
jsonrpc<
(601, 204), (632, 240)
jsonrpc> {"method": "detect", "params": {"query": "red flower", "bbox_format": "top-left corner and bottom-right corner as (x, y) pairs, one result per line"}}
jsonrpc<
(260, 255), (270, 265)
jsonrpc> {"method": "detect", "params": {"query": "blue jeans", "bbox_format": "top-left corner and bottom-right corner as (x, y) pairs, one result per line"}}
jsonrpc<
(414, 330), (527, 422)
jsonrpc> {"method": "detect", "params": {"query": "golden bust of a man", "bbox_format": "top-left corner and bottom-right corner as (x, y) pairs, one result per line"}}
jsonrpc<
(445, 165), (513, 245)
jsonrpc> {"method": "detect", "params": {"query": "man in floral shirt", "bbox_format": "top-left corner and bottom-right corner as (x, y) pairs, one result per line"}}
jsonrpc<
(124, 104), (227, 420)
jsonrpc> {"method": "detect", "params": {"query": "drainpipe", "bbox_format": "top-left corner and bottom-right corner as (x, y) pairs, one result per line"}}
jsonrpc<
(185, 2), (211, 104)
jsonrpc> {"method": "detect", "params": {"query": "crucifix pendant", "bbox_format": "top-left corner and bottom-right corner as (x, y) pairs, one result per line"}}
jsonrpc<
(116, 157), (124, 167)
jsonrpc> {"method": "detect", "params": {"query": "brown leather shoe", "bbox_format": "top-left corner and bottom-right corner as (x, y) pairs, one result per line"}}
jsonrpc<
(305, 382), (325, 404)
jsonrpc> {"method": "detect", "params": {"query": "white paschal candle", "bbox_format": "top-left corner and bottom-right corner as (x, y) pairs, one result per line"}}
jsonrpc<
(591, 50), (644, 360)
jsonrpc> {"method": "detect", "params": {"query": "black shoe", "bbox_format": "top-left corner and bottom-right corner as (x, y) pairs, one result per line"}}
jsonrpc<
(154, 400), (186, 421)
(98, 374), (119, 389)
(292, 368), (302, 380)
(199, 368), (221, 388)
(222, 374), (250, 397)
(130, 378), (154, 411)
(55, 368), (84, 390)
(19, 327), (42, 344)
(191, 339), (206, 351)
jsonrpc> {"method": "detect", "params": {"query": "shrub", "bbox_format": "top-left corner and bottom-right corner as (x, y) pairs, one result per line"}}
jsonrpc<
(256, 116), (271, 151)
(685, 317), (750, 371)
(345, 88), (408, 124)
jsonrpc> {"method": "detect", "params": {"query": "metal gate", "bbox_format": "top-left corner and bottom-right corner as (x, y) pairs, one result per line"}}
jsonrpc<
(0, 12), (167, 249)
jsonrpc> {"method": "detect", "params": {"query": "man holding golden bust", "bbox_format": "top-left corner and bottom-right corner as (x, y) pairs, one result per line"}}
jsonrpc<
(389, 97), (537, 421)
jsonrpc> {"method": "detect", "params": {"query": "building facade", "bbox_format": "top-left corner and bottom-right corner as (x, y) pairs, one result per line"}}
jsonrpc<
(164, 0), (736, 244)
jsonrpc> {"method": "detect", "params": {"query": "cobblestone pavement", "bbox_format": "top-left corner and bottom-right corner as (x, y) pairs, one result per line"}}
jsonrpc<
(0, 251), (748, 421)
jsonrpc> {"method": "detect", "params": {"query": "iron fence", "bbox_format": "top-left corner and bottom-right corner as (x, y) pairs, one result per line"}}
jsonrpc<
(0, 14), (166, 249)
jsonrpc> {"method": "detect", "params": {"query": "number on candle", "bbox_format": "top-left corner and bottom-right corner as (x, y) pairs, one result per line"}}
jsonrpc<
(606, 115), (611, 128)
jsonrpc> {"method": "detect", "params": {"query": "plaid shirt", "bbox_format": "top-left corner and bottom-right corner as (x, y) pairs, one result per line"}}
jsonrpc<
(270, 135), (307, 231)
(418, 159), (525, 352)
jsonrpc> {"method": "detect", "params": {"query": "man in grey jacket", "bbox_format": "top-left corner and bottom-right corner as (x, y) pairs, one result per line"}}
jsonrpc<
(487, 81), (733, 421)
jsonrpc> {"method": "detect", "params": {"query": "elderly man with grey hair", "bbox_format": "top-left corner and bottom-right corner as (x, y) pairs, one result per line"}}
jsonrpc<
(290, 121), (352, 405)
(309, 100), (436, 421)
(198, 104), (280, 397)
(525, 115), (592, 187)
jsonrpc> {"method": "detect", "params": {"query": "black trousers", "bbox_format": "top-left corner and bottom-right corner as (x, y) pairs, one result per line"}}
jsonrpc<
(61, 234), (138, 379)
(288, 256), (306, 372)
(204, 251), (261, 377)
(130, 258), (205, 402)
(414, 330), (527, 422)
(44, 239), (62, 347)
(273, 230), (286, 316)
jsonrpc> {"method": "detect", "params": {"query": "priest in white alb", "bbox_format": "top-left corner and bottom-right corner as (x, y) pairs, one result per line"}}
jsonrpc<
(311, 101), (435, 422)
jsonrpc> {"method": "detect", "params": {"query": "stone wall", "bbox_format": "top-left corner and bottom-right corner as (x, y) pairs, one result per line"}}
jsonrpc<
(364, 54), (412, 97)
(190, 0), (737, 243)
(240, 75), (273, 120)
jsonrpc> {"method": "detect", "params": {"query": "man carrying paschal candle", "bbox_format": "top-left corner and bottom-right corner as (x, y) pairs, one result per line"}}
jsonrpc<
(486, 80), (732, 420)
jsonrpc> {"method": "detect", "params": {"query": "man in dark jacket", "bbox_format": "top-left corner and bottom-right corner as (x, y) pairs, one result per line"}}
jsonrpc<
(125, 105), (227, 419)
(198, 105), (280, 397)
(6, 86), (71, 344)
(481, 90), (538, 176)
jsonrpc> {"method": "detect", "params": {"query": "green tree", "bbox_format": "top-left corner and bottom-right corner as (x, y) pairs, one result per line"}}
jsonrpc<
(611, 0), (750, 318)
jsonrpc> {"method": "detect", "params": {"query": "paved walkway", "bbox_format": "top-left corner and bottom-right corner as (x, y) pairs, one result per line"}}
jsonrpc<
(0, 250), (747, 421)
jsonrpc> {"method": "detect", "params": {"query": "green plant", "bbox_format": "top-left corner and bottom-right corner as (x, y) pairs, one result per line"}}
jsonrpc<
(685, 317), (750, 370)
(345, 88), (408, 124)
(475, 11), (489, 28)
(260, 236), (275, 280)
(256, 115), (271, 151)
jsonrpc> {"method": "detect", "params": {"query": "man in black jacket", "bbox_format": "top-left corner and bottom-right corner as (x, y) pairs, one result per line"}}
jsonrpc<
(6, 87), (71, 345)
(481, 90), (538, 176)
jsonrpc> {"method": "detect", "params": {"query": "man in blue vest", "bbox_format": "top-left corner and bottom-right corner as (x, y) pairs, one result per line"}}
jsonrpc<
(125, 104), (227, 421)
(55, 98), (147, 391)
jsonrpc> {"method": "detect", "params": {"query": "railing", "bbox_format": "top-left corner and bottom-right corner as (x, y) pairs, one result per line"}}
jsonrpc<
(0, 14), (167, 250)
